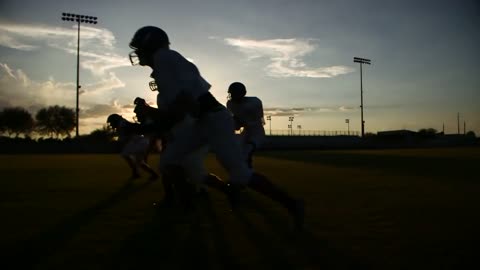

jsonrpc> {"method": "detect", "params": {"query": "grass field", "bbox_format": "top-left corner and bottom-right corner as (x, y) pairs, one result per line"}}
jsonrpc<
(1, 147), (479, 269)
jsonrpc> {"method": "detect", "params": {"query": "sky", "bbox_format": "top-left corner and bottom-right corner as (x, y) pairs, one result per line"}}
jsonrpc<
(0, 0), (479, 135)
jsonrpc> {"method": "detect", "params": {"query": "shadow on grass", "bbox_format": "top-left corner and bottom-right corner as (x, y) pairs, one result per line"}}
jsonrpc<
(110, 195), (246, 270)
(111, 191), (367, 270)
(2, 178), (154, 269)
(234, 191), (369, 269)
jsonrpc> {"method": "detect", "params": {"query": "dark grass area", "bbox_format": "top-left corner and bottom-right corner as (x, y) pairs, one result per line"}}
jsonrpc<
(1, 148), (479, 269)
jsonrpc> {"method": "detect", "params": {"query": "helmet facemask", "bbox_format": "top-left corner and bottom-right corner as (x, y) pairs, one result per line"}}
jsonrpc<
(129, 47), (150, 66)
(129, 50), (141, 66)
(149, 80), (158, 92)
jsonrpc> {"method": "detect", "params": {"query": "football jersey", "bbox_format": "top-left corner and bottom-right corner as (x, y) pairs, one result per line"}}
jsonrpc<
(151, 49), (211, 110)
(227, 97), (265, 129)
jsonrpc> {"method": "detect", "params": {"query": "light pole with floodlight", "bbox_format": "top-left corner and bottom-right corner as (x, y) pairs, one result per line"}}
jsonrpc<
(61, 12), (98, 137)
(353, 57), (371, 138)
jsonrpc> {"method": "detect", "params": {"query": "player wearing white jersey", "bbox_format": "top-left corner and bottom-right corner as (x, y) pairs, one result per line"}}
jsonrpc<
(106, 114), (158, 180)
(129, 26), (304, 229)
(133, 97), (227, 208)
(226, 82), (266, 168)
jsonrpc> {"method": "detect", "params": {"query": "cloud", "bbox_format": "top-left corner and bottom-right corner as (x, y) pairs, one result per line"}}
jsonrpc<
(264, 106), (358, 116)
(1, 63), (73, 109)
(81, 72), (126, 95)
(222, 37), (354, 78)
(0, 62), (124, 111)
(263, 104), (405, 116)
(0, 22), (130, 75)
(81, 102), (121, 119)
(122, 104), (135, 109)
(0, 62), (135, 133)
(0, 62), (16, 78)
(78, 100), (138, 133)
(0, 22), (133, 134)
(0, 34), (38, 51)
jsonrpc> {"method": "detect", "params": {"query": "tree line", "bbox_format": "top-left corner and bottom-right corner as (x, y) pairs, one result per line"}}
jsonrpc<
(1, 106), (476, 140)
(0, 106), (75, 138)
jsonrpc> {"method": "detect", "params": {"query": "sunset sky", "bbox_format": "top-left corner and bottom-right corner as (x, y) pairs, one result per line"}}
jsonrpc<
(0, 0), (478, 135)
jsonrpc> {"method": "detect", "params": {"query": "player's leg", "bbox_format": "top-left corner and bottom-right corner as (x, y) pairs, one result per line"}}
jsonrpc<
(122, 156), (140, 179)
(243, 142), (256, 169)
(159, 119), (206, 208)
(182, 146), (209, 195)
(204, 110), (304, 227)
(202, 110), (252, 186)
(182, 146), (229, 195)
(139, 140), (160, 180)
(200, 110), (255, 209)
(242, 128), (266, 169)
(121, 142), (141, 179)
(125, 136), (158, 180)
(140, 160), (159, 180)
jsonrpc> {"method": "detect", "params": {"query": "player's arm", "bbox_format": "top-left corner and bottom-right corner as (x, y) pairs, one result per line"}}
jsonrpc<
(244, 97), (265, 126)
(258, 98), (266, 125)
(151, 52), (183, 110)
(227, 100), (243, 130)
(137, 107), (181, 135)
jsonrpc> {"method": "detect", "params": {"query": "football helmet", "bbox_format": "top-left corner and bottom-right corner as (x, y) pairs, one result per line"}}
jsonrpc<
(129, 26), (170, 65)
(228, 82), (246, 102)
(106, 113), (123, 129)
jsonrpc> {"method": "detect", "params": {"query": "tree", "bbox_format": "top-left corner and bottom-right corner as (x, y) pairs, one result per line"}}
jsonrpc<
(418, 128), (437, 138)
(0, 107), (34, 137)
(466, 131), (476, 138)
(36, 106), (75, 138)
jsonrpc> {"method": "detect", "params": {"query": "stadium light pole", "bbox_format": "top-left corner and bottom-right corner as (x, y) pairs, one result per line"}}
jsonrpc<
(345, 118), (350, 135)
(289, 116), (294, 136)
(266, 115), (272, 135)
(457, 112), (460, 135)
(61, 13), (98, 137)
(297, 125), (302, 136)
(353, 57), (371, 138)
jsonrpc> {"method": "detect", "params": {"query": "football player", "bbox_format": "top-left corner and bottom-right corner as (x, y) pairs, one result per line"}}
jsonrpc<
(106, 113), (158, 180)
(226, 82), (266, 168)
(129, 26), (304, 229)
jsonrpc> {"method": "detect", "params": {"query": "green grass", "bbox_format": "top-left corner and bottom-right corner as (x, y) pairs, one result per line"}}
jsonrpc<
(1, 148), (479, 269)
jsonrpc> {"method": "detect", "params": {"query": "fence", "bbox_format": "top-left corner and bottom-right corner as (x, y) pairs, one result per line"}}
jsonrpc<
(265, 129), (360, 136)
